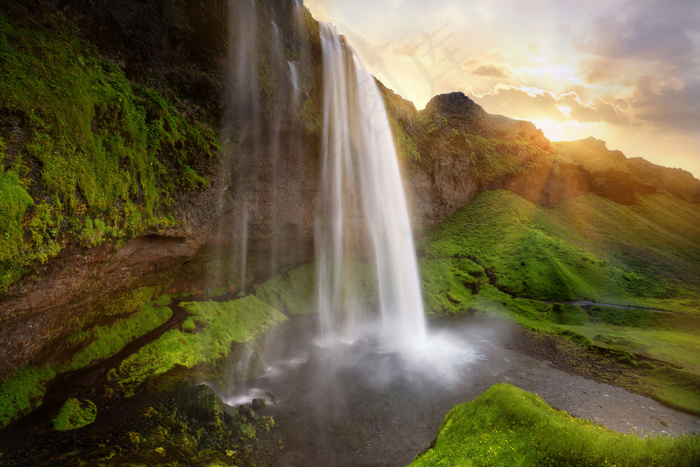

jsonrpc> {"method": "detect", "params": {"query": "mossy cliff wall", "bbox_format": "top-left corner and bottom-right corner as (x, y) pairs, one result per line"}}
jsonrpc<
(0, 0), (324, 383)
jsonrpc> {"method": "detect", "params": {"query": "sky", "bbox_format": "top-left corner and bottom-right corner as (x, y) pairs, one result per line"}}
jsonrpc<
(305, 0), (700, 178)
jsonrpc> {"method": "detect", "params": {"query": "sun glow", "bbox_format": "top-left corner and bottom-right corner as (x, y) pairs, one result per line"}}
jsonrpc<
(530, 118), (583, 142)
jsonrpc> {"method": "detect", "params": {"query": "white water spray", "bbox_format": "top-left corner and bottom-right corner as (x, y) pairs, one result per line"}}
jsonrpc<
(316, 23), (427, 352)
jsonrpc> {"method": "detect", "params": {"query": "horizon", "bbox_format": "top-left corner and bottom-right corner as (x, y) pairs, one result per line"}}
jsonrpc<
(305, 0), (700, 179)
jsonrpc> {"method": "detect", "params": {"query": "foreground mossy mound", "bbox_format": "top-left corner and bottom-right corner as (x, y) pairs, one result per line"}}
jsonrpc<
(411, 383), (700, 467)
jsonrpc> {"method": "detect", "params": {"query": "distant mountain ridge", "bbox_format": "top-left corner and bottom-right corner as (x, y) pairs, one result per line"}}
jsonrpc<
(378, 87), (700, 224)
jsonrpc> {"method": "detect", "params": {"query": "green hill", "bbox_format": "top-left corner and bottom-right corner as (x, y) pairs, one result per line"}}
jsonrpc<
(418, 189), (700, 413)
(420, 190), (700, 310)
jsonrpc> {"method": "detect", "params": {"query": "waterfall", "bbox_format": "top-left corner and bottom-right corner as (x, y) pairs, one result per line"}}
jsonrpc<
(316, 23), (427, 352)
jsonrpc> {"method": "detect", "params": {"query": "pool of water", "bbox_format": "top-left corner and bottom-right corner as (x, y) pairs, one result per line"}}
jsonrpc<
(224, 315), (700, 466)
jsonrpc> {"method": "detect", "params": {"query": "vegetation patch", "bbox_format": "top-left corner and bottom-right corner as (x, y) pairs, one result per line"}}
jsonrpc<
(52, 398), (97, 431)
(0, 296), (173, 428)
(411, 383), (700, 466)
(108, 296), (288, 396)
(419, 190), (700, 308)
(0, 366), (56, 428)
(418, 190), (700, 414)
(0, 10), (219, 291)
(64, 299), (173, 370)
(253, 264), (316, 315)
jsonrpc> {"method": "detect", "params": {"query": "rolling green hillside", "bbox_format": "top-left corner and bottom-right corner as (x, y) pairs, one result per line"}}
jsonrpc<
(418, 189), (700, 413)
(420, 190), (700, 311)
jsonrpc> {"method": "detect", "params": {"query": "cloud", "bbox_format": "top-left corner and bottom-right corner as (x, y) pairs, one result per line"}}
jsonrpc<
(629, 77), (700, 130)
(575, 0), (700, 72)
(473, 63), (511, 78)
(473, 85), (566, 121)
(472, 85), (632, 126)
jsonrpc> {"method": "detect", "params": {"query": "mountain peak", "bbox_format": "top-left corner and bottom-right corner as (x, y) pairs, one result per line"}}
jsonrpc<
(424, 92), (484, 119)
(421, 92), (550, 150)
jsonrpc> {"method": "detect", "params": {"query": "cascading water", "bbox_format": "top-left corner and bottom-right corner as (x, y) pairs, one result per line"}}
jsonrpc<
(316, 23), (427, 352)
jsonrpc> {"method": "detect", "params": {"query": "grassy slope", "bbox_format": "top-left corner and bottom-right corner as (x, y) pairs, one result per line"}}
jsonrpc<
(418, 190), (700, 413)
(410, 384), (700, 467)
(420, 190), (700, 310)
(0, 10), (218, 291)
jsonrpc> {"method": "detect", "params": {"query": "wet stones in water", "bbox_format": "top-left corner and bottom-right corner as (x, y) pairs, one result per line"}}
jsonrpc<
(252, 398), (267, 410)
(266, 391), (280, 404)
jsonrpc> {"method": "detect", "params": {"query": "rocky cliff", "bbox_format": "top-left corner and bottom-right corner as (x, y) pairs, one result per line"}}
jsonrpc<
(0, 0), (323, 382)
(379, 89), (700, 225)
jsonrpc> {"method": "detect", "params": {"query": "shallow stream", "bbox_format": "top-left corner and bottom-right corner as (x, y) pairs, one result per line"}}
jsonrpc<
(225, 315), (700, 466)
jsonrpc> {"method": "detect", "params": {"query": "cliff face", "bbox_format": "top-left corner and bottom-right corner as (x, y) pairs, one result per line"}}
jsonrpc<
(0, 0), (324, 382)
(380, 90), (700, 225)
(554, 137), (700, 204)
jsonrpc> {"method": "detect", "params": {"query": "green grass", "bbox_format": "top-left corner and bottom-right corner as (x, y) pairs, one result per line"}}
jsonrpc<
(419, 257), (489, 315)
(418, 189), (700, 413)
(108, 296), (288, 396)
(411, 383), (700, 466)
(52, 398), (97, 431)
(253, 264), (317, 315)
(420, 190), (700, 309)
(0, 10), (219, 291)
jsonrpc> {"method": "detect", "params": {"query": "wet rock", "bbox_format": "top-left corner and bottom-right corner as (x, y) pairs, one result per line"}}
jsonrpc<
(176, 384), (224, 425)
(223, 404), (246, 426)
(252, 398), (267, 410)
(266, 391), (280, 404)
(239, 405), (259, 421)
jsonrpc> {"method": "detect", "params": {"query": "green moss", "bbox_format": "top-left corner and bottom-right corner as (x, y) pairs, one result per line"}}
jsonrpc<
(419, 258), (487, 316)
(648, 367), (700, 413)
(0, 366), (56, 428)
(65, 301), (172, 370)
(109, 296), (288, 395)
(52, 398), (97, 431)
(389, 115), (420, 160)
(0, 11), (219, 290)
(0, 294), (173, 428)
(550, 304), (590, 326)
(253, 264), (317, 315)
(411, 383), (700, 466)
(0, 170), (33, 252)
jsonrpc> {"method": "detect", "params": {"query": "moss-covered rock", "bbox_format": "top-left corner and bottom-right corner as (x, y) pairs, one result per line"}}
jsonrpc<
(0, 10), (220, 292)
(52, 398), (97, 431)
(108, 295), (288, 396)
(411, 384), (700, 466)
